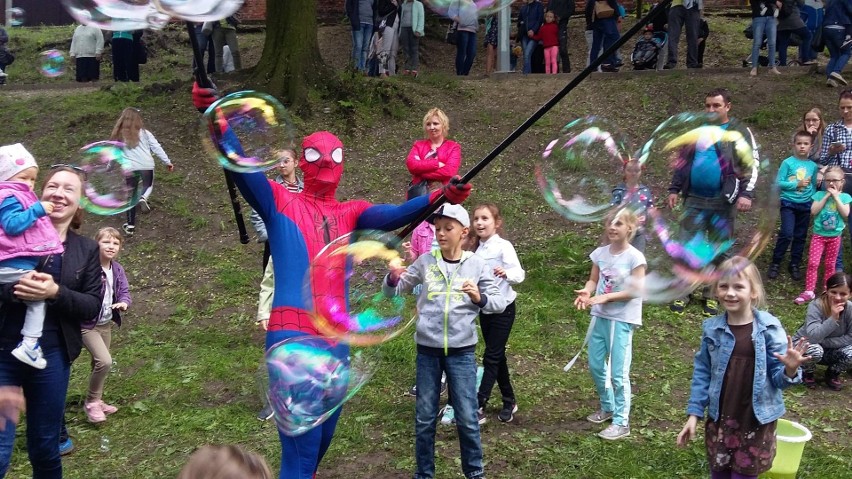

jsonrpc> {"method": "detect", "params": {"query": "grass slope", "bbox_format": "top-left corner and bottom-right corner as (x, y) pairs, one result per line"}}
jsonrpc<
(1, 16), (851, 479)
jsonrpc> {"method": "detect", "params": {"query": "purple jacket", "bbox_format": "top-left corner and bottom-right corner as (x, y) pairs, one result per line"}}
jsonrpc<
(83, 260), (131, 329)
(0, 182), (64, 263)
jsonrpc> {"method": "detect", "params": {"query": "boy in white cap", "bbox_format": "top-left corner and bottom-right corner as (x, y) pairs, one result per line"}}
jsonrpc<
(385, 203), (506, 479)
(0, 144), (65, 369)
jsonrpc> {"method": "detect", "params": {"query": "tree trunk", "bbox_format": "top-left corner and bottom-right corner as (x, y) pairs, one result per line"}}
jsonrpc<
(250, 0), (329, 110)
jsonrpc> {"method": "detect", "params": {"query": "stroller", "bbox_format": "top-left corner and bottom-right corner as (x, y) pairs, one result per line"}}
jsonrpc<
(632, 29), (668, 70)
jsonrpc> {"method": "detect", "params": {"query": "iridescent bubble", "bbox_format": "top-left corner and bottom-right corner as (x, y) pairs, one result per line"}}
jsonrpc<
(631, 113), (778, 303)
(536, 116), (630, 222)
(7, 7), (25, 26)
(77, 141), (142, 215)
(424, 0), (514, 17)
(202, 91), (297, 173)
(61, 0), (168, 30)
(264, 335), (375, 436)
(151, 0), (243, 21)
(307, 230), (414, 346)
(38, 50), (66, 78)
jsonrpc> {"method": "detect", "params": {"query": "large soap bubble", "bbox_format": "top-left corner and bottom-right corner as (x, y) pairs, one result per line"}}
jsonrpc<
(77, 141), (142, 215)
(151, 0), (243, 21)
(61, 0), (170, 30)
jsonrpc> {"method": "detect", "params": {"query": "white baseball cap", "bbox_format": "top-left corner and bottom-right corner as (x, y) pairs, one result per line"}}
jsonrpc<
(427, 203), (470, 228)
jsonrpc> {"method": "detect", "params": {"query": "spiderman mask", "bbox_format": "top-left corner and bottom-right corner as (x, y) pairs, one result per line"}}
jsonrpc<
(301, 131), (344, 195)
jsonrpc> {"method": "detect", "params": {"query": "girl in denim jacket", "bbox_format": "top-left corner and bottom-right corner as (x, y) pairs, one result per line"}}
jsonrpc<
(677, 257), (810, 479)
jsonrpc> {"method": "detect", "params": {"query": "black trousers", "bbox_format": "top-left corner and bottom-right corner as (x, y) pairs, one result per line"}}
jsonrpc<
(125, 170), (154, 226)
(112, 37), (139, 82)
(666, 5), (701, 68)
(477, 301), (516, 407)
(558, 19), (571, 73)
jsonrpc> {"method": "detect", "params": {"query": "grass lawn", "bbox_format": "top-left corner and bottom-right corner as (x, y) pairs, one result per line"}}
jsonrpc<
(1, 12), (851, 479)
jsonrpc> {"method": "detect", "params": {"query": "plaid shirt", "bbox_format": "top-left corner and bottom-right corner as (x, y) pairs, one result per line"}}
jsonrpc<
(820, 121), (852, 168)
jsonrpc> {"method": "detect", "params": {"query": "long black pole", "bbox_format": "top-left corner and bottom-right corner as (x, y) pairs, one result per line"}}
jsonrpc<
(397, 0), (673, 239)
(186, 21), (250, 244)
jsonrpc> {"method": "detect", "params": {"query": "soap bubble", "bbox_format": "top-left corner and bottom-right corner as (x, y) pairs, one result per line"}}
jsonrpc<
(151, 0), (243, 21)
(77, 141), (142, 215)
(38, 50), (66, 78)
(7, 7), (25, 26)
(61, 0), (169, 30)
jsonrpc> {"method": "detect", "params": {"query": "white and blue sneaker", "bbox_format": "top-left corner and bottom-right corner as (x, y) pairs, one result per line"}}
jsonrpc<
(439, 405), (455, 425)
(12, 340), (47, 369)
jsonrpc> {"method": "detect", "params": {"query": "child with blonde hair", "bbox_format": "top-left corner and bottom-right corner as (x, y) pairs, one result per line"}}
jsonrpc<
(677, 256), (809, 478)
(177, 445), (272, 479)
(572, 208), (645, 440)
(82, 227), (131, 423)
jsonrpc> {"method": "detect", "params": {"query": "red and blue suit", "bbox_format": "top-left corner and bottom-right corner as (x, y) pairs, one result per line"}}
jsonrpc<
(231, 131), (468, 478)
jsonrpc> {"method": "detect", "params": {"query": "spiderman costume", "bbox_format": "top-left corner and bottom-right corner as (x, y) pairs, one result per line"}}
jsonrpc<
(228, 129), (470, 478)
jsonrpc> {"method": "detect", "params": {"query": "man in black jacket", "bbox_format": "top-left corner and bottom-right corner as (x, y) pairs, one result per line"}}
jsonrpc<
(547, 0), (575, 72)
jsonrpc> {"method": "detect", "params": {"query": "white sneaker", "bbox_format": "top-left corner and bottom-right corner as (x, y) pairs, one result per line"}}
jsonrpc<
(12, 341), (47, 369)
(122, 223), (135, 236)
(138, 197), (151, 214)
(598, 424), (630, 440)
(439, 405), (455, 425)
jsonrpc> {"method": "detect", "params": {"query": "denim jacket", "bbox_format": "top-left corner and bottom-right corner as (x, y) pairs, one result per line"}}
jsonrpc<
(686, 310), (801, 425)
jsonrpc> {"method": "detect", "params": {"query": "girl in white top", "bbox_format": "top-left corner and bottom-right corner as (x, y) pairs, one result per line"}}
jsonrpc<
(109, 107), (174, 236)
(467, 203), (525, 423)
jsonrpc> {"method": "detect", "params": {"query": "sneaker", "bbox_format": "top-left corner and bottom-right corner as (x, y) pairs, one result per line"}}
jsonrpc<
(498, 403), (518, 423)
(98, 400), (118, 415)
(138, 197), (151, 214)
(702, 299), (719, 317)
(803, 371), (817, 389)
(59, 437), (75, 456)
(477, 407), (487, 425)
(586, 409), (613, 424)
(85, 401), (106, 423)
(598, 424), (630, 440)
(407, 384), (417, 397)
(663, 63), (675, 70)
(826, 373), (843, 391)
(440, 405), (455, 425)
(256, 404), (274, 421)
(831, 71), (848, 85)
(767, 263), (780, 280)
(122, 223), (135, 236)
(790, 264), (802, 281)
(11, 341), (46, 369)
(828, 78), (840, 88)
(794, 291), (816, 305)
(669, 299), (688, 315)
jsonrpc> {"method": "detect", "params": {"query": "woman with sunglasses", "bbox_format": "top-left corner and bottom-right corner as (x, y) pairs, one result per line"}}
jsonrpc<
(109, 107), (174, 237)
(0, 163), (102, 477)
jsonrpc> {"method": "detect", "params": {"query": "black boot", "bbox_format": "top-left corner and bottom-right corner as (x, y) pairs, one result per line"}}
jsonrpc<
(790, 264), (802, 281)
(768, 263), (780, 280)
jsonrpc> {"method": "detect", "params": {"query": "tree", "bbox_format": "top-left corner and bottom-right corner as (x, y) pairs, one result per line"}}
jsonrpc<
(250, 0), (331, 110)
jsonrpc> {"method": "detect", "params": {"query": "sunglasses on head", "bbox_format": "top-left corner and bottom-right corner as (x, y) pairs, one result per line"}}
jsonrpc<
(49, 164), (88, 179)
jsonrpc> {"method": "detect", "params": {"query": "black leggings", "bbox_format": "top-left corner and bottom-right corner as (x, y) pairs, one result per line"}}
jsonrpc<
(125, 170), (154, 226)
(477, 301), (517, 407)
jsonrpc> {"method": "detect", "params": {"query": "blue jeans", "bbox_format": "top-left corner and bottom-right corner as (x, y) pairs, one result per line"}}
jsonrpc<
(455, 31), (477, 76)
(521, 36), (537, 74)
(751, 16), (777, 69)
(825, 27), (852, 77)
(414, 351), (483, 479)
(771, 200), (812, 267)
(589, 18), (619, 66)
(351, 23), (373, 71)
(266, 330), (345, 479)
(0, 346), (71, 479)
(777, 27), (813, 65)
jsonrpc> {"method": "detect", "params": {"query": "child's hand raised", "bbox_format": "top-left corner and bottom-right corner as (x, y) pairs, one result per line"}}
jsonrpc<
(773, 336), (811, 378)
(461, 280), (481, 303)
(388, 257), (406, 284)
(40, 201), (54, 214)
(111, 302), (128, 311)
(573, 289), (590, 309)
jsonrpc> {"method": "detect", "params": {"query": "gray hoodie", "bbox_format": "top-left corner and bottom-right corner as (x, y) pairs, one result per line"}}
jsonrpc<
(793, 300), (852, 350)
(384, 250), (506, 353)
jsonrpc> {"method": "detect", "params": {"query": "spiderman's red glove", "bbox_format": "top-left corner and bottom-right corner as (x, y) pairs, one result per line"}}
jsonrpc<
(441, 176), (472, 204)
(192, 81), (219, 112)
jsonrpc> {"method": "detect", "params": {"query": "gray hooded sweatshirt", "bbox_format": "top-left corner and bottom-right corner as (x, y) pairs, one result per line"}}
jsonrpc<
(793, 300), (852, 350)
(384, 250), (507, 354)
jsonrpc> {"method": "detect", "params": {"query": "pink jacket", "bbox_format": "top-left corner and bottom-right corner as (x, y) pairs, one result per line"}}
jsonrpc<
(406, 139), (462, 185)
(0, 182), (64, 263)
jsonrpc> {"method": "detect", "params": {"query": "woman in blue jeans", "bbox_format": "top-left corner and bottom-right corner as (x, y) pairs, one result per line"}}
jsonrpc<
(0, 165), (102, 478)
(823, 0), (852, 87)
(750, 0), (781, 76)
(345, 0), (378, 72)
(450, 0), (479, 75)
(585, 0), (620, 70)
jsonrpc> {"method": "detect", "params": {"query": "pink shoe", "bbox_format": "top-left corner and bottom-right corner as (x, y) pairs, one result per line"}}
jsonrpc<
(85, 401), (106, 423)
(98, 400), (118, 415)
(794, 291), (815, 305)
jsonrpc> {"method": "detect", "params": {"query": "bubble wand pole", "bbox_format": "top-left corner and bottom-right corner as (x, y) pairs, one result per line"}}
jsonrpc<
(186, 21), (250, 244)
(396, 0), (672, 240)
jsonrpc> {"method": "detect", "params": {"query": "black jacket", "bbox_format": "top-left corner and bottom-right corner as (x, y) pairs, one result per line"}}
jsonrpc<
(0, 231), (102, 363)
(546, 0), (575, 25)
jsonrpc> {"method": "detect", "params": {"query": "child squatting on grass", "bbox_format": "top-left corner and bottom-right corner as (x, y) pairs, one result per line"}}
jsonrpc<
(385, 203), (507, 479)
(677, 256), (810, 479)
(572, 208), (646, 441)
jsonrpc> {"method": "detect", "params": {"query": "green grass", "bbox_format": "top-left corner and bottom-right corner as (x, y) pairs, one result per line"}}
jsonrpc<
(2, 16), (852, 479)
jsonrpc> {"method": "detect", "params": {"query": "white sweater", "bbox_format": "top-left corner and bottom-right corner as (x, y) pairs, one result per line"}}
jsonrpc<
(70, 25), (104, 58)
(123, 130), (172, 171)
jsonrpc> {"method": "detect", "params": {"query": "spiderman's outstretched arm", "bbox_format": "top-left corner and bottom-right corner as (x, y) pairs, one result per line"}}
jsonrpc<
(356, 194), (432, 231)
